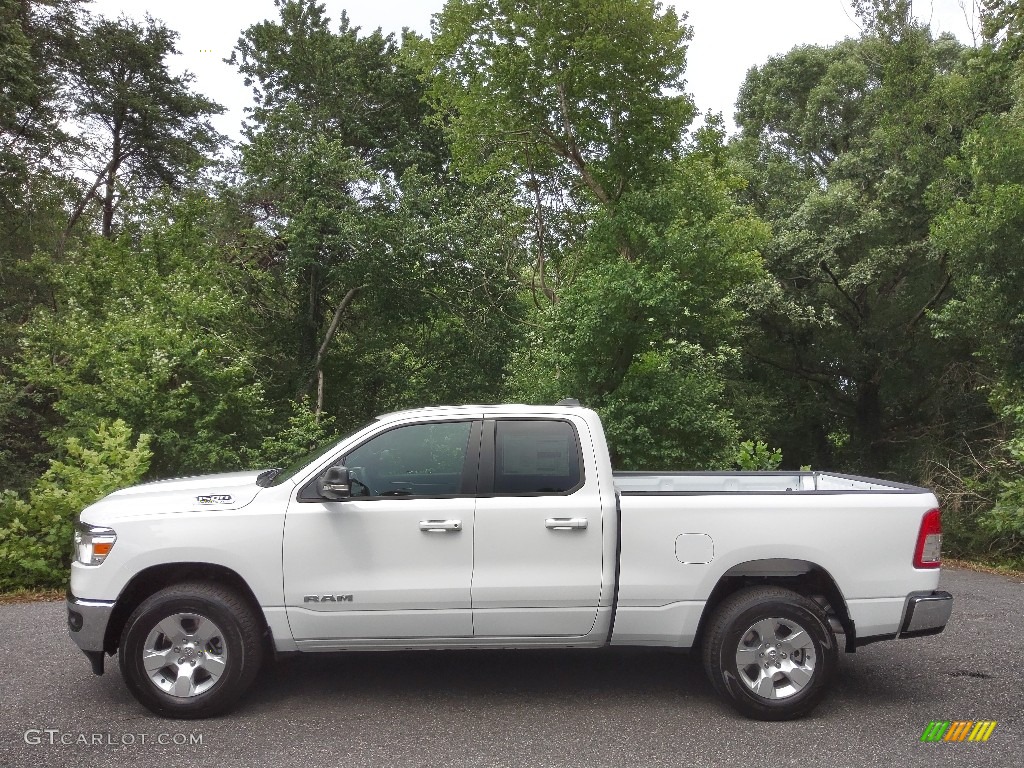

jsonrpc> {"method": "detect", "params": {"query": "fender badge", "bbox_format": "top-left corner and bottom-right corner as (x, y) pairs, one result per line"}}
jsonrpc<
(197, 494), (233, 504)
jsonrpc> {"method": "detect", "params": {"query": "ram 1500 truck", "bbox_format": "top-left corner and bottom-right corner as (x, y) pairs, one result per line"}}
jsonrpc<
(67, 403), (952, 720)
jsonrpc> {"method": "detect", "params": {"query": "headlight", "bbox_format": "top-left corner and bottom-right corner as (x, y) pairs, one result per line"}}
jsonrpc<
(74, 522), (117, 566)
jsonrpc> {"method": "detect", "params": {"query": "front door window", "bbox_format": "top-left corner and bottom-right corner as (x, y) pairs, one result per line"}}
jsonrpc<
(343, 421), (473, 497)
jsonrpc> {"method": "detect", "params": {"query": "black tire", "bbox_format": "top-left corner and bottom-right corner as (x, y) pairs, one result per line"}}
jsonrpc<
(701, 586), (838, 721)
(118, 582), (264, 719)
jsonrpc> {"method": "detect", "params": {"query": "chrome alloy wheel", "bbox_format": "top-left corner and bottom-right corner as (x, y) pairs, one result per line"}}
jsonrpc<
(142, 613), (228, 698)
(734, 617), (817, 700)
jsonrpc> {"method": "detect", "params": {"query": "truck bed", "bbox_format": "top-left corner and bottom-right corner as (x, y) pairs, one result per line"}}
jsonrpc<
(613, 471), (925, 494)
(610, 470), (940, 650)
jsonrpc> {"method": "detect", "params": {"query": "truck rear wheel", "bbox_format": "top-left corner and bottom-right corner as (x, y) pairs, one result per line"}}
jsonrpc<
(118, 582), (264, 718)
(701, 586), (838, 720)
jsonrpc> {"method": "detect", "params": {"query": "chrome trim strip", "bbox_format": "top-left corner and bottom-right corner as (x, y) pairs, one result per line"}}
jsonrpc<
(900, 591), (953, 635)
(66, 591), (115, 654)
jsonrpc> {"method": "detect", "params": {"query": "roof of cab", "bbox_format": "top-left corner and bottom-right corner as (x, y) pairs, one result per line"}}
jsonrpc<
(375, 403), (588, 423)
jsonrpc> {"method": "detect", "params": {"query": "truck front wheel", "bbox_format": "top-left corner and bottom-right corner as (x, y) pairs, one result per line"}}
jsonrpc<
(118, 582), (264, 718)
(701, 586), (838, 720)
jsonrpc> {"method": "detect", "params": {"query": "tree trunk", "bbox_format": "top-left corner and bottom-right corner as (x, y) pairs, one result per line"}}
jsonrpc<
(63, 160), (114, 243)
(853, 378), (886, 474)
(298, 262), (324, 392)
(101, 127), (122, 239)
(303, 284), (367, 409)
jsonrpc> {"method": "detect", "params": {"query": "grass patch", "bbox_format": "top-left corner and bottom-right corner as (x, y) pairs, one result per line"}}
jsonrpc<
(945, 558), (1024, 581)
(0, 588), (64, 604)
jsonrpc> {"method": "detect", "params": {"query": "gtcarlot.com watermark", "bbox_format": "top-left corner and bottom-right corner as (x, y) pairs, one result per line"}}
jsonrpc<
(24, 729), (203, 747)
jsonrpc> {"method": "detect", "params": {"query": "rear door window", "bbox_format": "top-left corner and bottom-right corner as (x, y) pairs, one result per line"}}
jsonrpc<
(493, 420), (583, 495)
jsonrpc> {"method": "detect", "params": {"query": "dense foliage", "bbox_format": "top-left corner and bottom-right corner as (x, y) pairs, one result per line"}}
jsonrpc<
(425, 0), (769, 468)
(0, 420), (151, 589)
(2, 0), (1024, 587)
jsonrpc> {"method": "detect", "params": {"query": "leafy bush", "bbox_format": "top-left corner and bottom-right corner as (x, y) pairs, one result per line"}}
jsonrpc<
(15, 228), (270, 479)
(598, 346), (740, 471)
(242, 398), (339, 469)
(977, 434), (1024, 569)
(735, 440), (783, 471)
(924, 408), (1024, 569)
(0, 419), (151, 590)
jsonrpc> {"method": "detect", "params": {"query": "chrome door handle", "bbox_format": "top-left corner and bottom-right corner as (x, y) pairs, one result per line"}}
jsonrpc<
(545, 517), (588, 530)
(419, 520), (462, 533)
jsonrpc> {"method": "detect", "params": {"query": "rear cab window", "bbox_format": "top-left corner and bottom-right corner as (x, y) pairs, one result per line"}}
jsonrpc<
(491, 419), (584, 495)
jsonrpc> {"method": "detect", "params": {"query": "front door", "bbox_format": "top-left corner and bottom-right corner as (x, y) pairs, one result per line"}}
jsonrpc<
(284, 419), (479, 644)
(471, 418), (605, 637)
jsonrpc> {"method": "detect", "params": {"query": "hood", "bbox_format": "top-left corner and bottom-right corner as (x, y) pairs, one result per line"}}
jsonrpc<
(80, 470), (270, 525)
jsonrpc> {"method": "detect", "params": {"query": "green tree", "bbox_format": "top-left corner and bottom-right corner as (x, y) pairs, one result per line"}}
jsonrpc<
(231, 0), (443, 397)
(232, 0), (442, 178)
(15, 196), (271, 477)
(927, 0), (1024, 563)
(426, 0), (696, 275)
(0, 0), (80, 217)
(0, 0), (85, 489)
(427, 1), (768, 467)
(733, 7), (982, 475)
(231, 1), (523, 423)
(64, 14), (223, 238)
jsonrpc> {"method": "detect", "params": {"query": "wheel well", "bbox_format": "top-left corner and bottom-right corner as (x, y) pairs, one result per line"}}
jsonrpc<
(103, 563), (269, 655)
(693, 559), (856, 653)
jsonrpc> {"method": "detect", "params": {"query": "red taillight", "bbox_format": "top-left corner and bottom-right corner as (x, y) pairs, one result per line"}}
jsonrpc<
(913, 508), (942, 569)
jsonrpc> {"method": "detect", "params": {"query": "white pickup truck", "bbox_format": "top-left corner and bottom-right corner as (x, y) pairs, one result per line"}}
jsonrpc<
(67, 402), (952, 721)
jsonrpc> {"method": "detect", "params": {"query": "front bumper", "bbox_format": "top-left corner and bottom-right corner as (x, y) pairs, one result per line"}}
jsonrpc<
(899, 590), (953, 639)
(66, 590), (115, 674)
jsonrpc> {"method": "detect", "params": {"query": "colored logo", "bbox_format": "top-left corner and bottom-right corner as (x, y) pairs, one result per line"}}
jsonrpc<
(920, 721), (997, 742)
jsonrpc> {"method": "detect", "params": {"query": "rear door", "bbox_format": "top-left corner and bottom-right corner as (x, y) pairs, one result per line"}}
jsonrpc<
(283, 418), (481, 644)
(471, 417), (605, 637)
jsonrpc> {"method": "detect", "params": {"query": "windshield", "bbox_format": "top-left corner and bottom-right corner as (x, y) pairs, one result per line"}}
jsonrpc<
(261, 423), (372, 487)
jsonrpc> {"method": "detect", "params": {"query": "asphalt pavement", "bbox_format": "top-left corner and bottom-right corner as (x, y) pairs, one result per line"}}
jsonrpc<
(0, 567), (1019, 767)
